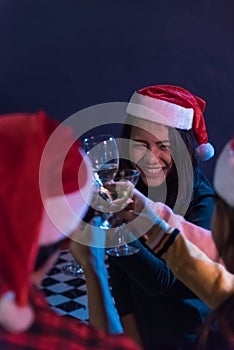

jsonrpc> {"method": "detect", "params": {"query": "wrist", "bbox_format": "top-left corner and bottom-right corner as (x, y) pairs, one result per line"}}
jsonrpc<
(146, 226), (180, 257)
(82, 258), (108, 285)
(81, 248), (106, 271)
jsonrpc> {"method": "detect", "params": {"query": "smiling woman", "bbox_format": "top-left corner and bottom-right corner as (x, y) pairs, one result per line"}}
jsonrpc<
(129, 121), (172, 188)
(108, 84), (216, 350)
(120, 117), (199, 215)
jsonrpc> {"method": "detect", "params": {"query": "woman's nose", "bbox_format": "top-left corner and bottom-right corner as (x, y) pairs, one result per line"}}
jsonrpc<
(144, 147), (160, 163)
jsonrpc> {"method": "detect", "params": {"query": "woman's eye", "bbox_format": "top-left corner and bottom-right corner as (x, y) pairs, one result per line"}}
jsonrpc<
(159, 144), (170, 150)
(133, 143), (147, 150)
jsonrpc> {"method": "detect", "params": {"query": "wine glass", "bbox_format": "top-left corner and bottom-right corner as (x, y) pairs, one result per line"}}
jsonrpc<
(61, 134), (120, 276)
(61, 238), (84, 277)
(83, 134), (119, 183)
(61, 259), (84, 276)
(104, 169), (141, 257)
(61, 205), (96, 277)
(62, 140), (117, 277)
(83, 134), (120, 226)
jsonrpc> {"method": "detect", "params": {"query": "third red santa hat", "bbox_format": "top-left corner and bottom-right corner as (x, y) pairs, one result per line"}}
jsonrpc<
(214, 138), (234, 207)
(126, 84), (215, 161)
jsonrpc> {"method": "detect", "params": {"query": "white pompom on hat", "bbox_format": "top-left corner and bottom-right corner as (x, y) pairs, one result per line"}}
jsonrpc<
(126, 84), (215, 161)
(214, 138), (234, 207)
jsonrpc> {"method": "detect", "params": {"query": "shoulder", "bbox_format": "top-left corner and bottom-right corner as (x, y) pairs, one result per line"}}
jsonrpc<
(193, 169), (215, 201)
(185, 170), (215, 229)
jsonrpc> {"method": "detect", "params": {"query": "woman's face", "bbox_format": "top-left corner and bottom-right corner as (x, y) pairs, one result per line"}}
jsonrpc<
(129, 120), (173, 187)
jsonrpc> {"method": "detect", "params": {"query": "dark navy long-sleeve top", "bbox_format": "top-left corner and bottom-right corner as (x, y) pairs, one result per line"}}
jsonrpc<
(109, 172), (215, 350)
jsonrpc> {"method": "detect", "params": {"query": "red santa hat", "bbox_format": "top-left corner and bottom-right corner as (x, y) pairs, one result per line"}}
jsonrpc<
(126, 84), (214, 161)
(214, 138), (234, 207)
(0, 111), (93, 332)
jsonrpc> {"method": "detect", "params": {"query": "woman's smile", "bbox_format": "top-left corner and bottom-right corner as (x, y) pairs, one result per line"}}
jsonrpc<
(129, 121), (173, 187)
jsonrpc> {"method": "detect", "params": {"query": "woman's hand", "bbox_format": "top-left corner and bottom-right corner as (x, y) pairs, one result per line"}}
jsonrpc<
(69, 216), (106, 268)
(113, 188), (172, 241)
(115, 188), (148, 222)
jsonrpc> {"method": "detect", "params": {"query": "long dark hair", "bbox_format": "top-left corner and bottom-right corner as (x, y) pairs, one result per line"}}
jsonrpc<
(119, 115), (201, 215)
(196, 196), (234, 349)
(215, 195), (234, 247)
(214, 195), (234, 272)
(196, 294), (234, 350)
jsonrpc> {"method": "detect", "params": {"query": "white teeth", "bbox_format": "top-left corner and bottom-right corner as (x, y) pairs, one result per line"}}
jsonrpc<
(144, 168), (162, 174)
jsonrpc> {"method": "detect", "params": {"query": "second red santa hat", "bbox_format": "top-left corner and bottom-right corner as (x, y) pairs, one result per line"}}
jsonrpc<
(126, 84), (214, 161)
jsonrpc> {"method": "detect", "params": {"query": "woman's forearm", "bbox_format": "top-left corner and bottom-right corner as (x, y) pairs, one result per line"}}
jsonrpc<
(150, 201), (219, 261)
(148, 231), (234, 309)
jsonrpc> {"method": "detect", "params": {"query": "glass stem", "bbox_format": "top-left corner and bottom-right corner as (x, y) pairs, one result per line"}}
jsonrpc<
(118, 224), (127, 247)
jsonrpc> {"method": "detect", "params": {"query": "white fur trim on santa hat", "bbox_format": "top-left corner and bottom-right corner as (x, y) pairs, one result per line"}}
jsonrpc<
(39, 155), (93, 245)
(127, 91), (194, 130)
(214, 140), (234, 207)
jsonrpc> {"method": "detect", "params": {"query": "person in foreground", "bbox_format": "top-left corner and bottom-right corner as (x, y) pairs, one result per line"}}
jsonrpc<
(108, 84), (216, 349)
(121, 137), (234, 349)
(0, 111), (140, 350)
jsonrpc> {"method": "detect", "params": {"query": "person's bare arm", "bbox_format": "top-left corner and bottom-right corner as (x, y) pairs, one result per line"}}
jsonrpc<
(118, 189), (234, 310)
(154, 233), (234, 309)
(70, 218), (123, 334)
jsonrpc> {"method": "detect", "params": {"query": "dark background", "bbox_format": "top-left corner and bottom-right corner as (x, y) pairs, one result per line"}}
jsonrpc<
(0, 0), (233, 180)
